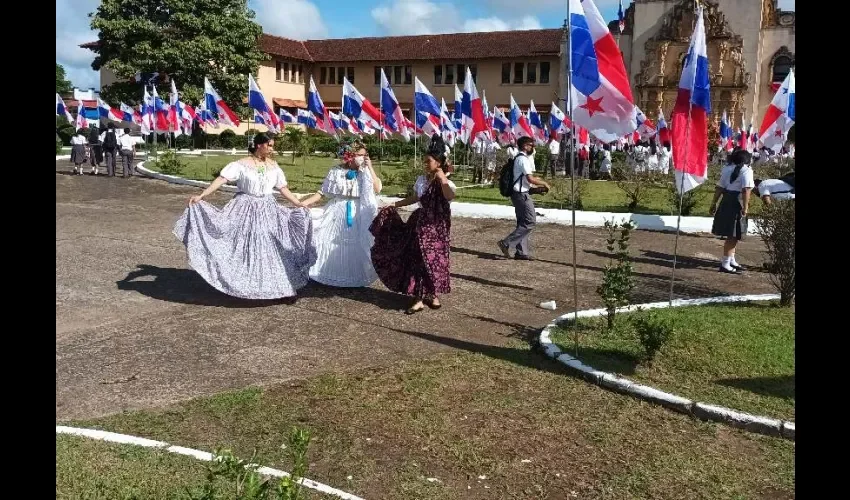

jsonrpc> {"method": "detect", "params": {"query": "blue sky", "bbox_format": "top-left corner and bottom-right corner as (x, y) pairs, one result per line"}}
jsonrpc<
(57, 0), (795, 91)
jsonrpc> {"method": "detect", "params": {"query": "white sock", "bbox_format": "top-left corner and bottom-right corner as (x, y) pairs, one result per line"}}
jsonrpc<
(721, 256), (733, 270)
(730, 255), (740, 267)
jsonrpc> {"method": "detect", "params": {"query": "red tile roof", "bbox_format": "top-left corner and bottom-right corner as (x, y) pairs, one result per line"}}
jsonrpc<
(82, 28), (563, 64)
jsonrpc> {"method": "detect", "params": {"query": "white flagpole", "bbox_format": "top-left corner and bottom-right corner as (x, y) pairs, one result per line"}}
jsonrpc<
(565, 1), (580, 357)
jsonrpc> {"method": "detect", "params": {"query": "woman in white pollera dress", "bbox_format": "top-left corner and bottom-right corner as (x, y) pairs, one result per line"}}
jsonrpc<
(300, 141), (382, 287)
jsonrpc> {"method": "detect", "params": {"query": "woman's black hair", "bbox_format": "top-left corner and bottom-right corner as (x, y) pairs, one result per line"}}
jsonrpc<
(426, 134), (450, 172)
(650, 142), (657, 155)
(88, 128), (99, 141)
(728, 148), (752, 183)
(248, 132), (272, 155)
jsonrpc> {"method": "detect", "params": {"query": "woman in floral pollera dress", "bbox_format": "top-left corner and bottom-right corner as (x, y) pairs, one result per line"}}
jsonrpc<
(369, 135), (456, 315)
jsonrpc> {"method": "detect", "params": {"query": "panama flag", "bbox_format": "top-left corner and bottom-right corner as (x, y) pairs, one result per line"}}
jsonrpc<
(492, 106), (513, 145)
(416, 110), (442, 137)
(414, 77), (442, 120)
(460, 67), (488, 143)
(482, 90), (494, 138)
(75, 101), (88, 131)
(57, 93), (73, 124)
(328, 111), (345, 133)
(509, 95), (533, 139)
(297, 109), (317, 129)
(718, 110), (731, 151)
(119, 103), (141, 125)
(279, 108), (295, 124)
(97, 98), (124, 122)
(440, 97), (457, 147)
(151, 86), (172, 132)
(204, 77), (240, 127)
(528, 100), (547, 145)
(635, 107), (656, 139)
(758, 70), (794, 152)
(657, 108), (671, 145)
(569, 0), (637, 142)
(379, 68), (408, 140)
(248, 74), (280, 133)
(141, 89), (154, 134)
(168, 79), (186, 135)
(549, 102), (571, 137)
(307, 76), (336, 135)
(453, 84), (464, 140)
(342, 77), (382, 126)
(618, 0), (625, 33)
(671, 5), (710, 194)
(738, 120), (748, 149)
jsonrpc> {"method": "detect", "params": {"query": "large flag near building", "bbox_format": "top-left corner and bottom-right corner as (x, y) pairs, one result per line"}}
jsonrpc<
(414, 77), (442, 118)
(342, 77), (382, 125)
(758, 69), (795, 152)
(248, 74), (280, 133)
(56, 93), (73, 124)
(671, 5), (710, 194)
(380, 68), (409, 140)
(204, 77), (240, 127)
(568, 0), (637, 142)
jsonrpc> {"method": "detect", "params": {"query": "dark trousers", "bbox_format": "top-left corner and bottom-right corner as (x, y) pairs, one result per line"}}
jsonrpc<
(104, 149), (117, 176)
(501, 192), (536, 256)
(121, 150), (135, 177)
(542, 155), (558, 178)
(89, 145), (102, 166)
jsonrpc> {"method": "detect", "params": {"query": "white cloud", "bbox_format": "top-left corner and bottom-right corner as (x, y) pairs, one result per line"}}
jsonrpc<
(777, 0), (795, 10)
(251, 0), (328, 39)
(371, 0), (542, 36)
(56, 0), (101, 91)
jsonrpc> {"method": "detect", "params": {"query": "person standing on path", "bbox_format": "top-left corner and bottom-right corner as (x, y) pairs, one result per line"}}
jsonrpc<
(543, 136), (560, 178)
(118, 128), (136, 177)
(70, 131), (88, 175)
(87, 127), (103, 175)
(101, 123), (119, 177)
(709, 149), (755, 274)
(497, 136), (550, 260)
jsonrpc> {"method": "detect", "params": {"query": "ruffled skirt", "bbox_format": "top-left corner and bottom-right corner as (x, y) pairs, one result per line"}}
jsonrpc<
(309, 197), (378, 287)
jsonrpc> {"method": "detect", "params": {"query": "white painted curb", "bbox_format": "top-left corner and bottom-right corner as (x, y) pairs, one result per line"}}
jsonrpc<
(537, 294), (795, 440)
(58, 154), (749, 235)
(56, 426), (364, 500)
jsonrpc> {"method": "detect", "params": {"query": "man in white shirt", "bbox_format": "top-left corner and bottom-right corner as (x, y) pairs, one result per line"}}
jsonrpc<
(754, 176), (795, 204)
(118, 128), (136, 177)
(497, 137), (551, 260)
(544, 136), (560, 178)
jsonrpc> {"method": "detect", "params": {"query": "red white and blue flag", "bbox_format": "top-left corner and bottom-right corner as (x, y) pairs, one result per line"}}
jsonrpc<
(528, 100), (547, 145)
(549, 102), (571, 138)
(635, 106), (656, 139)
(657, 108), (671, 145)
(460, 67), (488, 143)
(492, 106), (513, 145)
(204, 77), (240, 127)
(509, 95), (533, 139)
(758, 69), (794, 153)
(343, 77), (382, 126)
(414, 77), (442, 120)
(119, 102), (142, 125)
(98, 98), (124, 122)
(168, 79), (186, 135)
(440, 97), (457, 147)
(718, 110), (732, 151)
(75, 101), (87, 131)
(671, 5), (710, 194)
(56, 93), (73, 124)
(618, 0), (625, 34)
(380, 68), (409, 141)
(248, 74), (281, 133)
(569, 0), (637, 142)
(279, 108), (296, 124)
(453, 84), (464, 142)
(151, 86), (171, 132)
(307, 76), (335, 135)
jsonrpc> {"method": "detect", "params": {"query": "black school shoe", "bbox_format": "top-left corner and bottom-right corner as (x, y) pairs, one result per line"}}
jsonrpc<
(731, 263), (746, 272)
(718, 266), (740, 275)
(515, 254), (534, 261)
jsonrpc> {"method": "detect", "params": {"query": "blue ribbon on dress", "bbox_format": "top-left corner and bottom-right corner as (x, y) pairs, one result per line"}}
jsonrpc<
(345, 169), (358, 228)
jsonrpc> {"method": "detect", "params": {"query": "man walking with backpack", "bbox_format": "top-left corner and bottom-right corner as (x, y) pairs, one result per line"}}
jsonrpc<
(101, 123), (119, 177)
(497, 136), (550, 260)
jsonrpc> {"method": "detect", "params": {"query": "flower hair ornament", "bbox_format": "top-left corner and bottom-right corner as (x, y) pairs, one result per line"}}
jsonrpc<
(338, 140), (364, 164)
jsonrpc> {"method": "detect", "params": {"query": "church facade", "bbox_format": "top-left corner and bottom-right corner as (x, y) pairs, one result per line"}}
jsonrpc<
(613, 0), (795, 131)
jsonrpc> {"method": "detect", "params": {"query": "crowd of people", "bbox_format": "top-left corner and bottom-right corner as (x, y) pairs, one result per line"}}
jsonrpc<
(69, 123), (139, 177)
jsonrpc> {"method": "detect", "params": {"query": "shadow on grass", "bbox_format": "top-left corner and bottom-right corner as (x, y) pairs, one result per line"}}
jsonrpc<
(715, 375), (795, 400)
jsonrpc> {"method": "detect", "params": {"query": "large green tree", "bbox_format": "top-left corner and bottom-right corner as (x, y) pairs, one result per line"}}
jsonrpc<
(57, 63), (73, 94)
(89, 0), (264, 116)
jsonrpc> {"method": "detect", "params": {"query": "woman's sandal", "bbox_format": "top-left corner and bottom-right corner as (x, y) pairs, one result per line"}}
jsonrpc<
(405, 305), (426, 315)
(424, 299), (442, 310)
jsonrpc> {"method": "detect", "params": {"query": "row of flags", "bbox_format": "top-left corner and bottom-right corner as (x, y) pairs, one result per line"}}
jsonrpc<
(56, 0), (795, 196)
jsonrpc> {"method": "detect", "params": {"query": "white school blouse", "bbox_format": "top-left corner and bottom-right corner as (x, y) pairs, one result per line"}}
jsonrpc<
(219, 161), (287, 196)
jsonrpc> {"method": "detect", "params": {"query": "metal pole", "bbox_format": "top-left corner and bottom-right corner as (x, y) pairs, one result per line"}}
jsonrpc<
(564, 1), (580, 357)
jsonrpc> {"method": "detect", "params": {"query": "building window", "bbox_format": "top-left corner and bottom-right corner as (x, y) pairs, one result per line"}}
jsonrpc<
(470, 64), (477, 83)
(513, 62), (524, 84)
(347, 67), (355, 84)
(540, 62), (550, 84)
(501, 63), (511, 84)
(393, 66), (402, 85)
(434, 65), (443, 85)
(772, 56), (792, 83)
(457, 64), (465, 85)
(337, 67), (345, 84)
(328, 67), (336, 85)
(445, 64), (454, 85)
(320, 67), (327, 85)
(527, 62), (537, 84)
(404, 65), (412, 85)
(374, 66), (381, 85)
(276, 61), (297, 82)
(295, 64), (302, 83)
(276, 61), (282, 81)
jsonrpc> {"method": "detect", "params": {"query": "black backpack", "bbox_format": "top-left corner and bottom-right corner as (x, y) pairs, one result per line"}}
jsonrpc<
(498, 154), (523, 197)
(103, 131), (118, 151)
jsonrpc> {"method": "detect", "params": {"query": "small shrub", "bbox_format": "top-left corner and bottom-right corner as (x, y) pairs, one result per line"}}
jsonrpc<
(219, 129), (238, 149)
(596, 219), (636, 329)
(152, 149), (186, 176)
(56, 136), (63, 155)
(632, 310), (674, 363)
(174, 133), (193, 150)
(667, 183), (703, 216)
(756, 200), (795, 306)
(613, 167), (661, 211)
(548, 178), (588, 210)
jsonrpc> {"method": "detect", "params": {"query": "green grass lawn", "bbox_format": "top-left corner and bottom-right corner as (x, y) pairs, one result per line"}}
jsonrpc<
(141, 153), (774, 216)
(551, 301), (795, 421)
(63, 346), (794, 499)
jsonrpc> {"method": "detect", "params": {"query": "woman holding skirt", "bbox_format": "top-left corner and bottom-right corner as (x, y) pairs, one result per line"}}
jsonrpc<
(173, 133), (316, 301)
(370, 135), (456, 315)
(709, 148), (754, 274)
(300, 141), (382, 287)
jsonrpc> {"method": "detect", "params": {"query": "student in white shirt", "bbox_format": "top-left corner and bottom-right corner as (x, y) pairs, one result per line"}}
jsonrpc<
(70, 131), (88, 174)
(497, 136), (551, 260)
(544, 137), (560, 178)
(506, 141), (519, 160)
(754, 175), (795, 204)
(658, 142), (672, 175)
(709, 149), (755, 274)
(118, 128), (136, 178)
(599, 144), (613, 180)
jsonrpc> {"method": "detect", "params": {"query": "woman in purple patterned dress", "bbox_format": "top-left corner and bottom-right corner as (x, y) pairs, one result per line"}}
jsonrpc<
(370, 135), (456, 315)
(173, 133), (316, 301)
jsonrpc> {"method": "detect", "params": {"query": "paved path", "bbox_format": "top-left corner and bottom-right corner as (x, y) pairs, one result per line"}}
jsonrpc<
(56, 164), (775, 420)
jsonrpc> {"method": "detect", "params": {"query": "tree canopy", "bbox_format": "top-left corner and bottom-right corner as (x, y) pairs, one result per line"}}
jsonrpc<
(57, 63), (73, 94)
(89, 0), (264, 116)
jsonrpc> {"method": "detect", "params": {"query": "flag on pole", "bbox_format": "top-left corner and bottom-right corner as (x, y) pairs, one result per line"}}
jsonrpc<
(569, 0), (637, 142)
(119, 102), (142, 125)
(343, 77), (382, 125)
(279, 108), (296, 124)
(618, 0), (625, 34)
(758, 69), (794, 152)
(204, 77), (240, 127)
(56, 93), (73, 124)
(738, 119), (748, 150)
(414, 77), (442, 118)
(509, 95), (533, 139)
(248, 74), (281, 133)
(492, 106), (513, 145)
(141, 89), (153, 134)
(75, 101), (87, 131)
(460, 67), (488, 143)
(440, 97), (457, 147)
(719, 110), (731, 151)
(307, 76), (336, 135)
(635, 106), (657, 139)
(151, 86), (171, 132)
(453, 84), (464, 141)
(671, 5), (710, 194)
(528, 100), (547, 145)
(380, 68), (409, 140)
(168, 79), (186, 135)
(657, 108), (671, 145)
(549, 102), (571, 137)
(297, 109), (317, 129)
(97, 98), (124, 122)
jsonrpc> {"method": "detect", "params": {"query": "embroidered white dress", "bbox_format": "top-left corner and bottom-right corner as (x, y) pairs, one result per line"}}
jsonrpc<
(309, 165), (380, 287)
